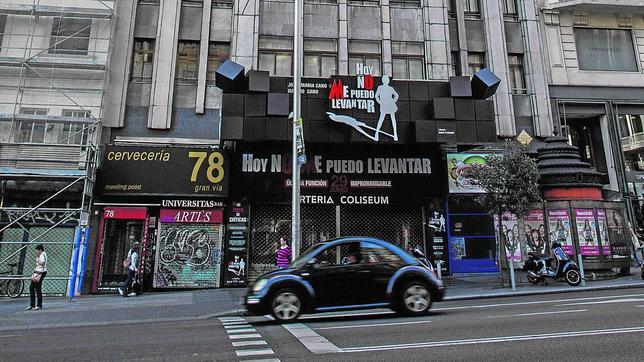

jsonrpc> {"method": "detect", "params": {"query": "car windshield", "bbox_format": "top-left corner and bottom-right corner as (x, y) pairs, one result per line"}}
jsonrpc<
(291, 243), (326, 268)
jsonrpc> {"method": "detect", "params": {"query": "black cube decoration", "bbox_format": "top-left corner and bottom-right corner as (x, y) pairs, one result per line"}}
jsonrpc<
(471, 68), (501, 100)
(267, 93), (290, 116)
(246, 70), (270, 93)
(215, 60), (245, 93)
(449, 76), (472, 98)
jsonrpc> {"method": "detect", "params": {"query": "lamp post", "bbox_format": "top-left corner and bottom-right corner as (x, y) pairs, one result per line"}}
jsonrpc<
(291, 0), (303, 258)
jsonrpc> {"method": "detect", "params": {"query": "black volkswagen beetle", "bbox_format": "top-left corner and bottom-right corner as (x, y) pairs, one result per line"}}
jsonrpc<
(244, 237), (445, 322)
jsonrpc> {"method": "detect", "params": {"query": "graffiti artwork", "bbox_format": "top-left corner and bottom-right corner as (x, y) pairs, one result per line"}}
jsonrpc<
(153, 209), (223, 288)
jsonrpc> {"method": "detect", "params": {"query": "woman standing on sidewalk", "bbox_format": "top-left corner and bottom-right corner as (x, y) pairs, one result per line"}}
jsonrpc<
(27, 244), (47, 311)
(275, 237), (292, 269)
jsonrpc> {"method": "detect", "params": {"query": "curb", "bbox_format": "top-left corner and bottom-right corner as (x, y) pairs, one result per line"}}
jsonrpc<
(443, 282), (644, 301)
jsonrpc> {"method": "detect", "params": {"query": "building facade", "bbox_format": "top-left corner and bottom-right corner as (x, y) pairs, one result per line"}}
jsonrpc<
(0, 0), (114, 295)
(88, 0), (558, 291)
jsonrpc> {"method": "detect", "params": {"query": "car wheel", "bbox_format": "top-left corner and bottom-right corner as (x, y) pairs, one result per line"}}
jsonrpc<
(270, 288), (302, 323)
(398, 281), (431, 316)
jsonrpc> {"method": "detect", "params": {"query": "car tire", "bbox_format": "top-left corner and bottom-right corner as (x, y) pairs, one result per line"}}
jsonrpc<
(270, 288), (302, 323)
(396, 281), (432, 316)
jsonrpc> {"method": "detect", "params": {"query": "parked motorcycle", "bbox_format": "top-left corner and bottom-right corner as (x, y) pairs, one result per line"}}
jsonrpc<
(522, 242), (582, 286)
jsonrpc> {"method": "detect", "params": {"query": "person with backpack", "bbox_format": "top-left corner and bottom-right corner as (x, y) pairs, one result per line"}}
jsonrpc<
(119, 242), (139, 297)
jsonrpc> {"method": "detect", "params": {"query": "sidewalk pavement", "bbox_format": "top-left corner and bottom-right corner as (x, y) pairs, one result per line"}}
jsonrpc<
(1, 268), (642, 332)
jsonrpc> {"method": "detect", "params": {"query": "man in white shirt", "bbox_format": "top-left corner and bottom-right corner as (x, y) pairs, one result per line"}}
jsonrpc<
(119, 242), (139, 297)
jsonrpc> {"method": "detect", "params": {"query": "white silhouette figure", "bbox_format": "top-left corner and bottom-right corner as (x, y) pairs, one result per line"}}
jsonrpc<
(374, 75), (399, 141)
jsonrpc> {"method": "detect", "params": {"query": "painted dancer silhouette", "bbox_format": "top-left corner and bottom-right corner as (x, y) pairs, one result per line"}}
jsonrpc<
(374, 75), (399, 141)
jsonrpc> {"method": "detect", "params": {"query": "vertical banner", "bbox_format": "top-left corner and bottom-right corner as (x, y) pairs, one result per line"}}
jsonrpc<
(597, 209), (611, 256)
(574, 209), (599, 257)
(605, 209), (629, 258)
(494, 213), (521, 262)
(523, 210), (547, 255)
(547, 209), (574, 256)
(426, 202), (449, 274)
(222, 202), (249, 287)
(154, 209), (223, 288)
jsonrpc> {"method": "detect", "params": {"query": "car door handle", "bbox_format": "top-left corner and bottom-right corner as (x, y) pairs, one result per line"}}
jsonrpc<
(301, 272), (310, 276)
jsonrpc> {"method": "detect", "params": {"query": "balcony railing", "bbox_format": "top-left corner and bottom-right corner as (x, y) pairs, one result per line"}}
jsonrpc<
(622, 133), (644, 153)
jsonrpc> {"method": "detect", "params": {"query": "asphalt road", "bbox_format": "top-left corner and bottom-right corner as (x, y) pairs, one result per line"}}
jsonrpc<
(2, 288), (643, 361)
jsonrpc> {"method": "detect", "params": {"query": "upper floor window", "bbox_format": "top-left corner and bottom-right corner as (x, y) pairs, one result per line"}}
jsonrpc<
(392, 41), (425, 80)
(574, 28), (638, 72)
(304, 38), (337, 78)
(258, 36), (293, 76)
(348, 40), (381, 76)
(347, 0), (379, 6)
(131, 39), (155, 82)
(467, 52), (485, 75)
(390, 0), (421, 8)
(0, 15), (6, 53)
(451, 51), (461, 76)
(50, 18), (92, 56)
(463, 0), (481, 19)
(503, 0), (518, 19)
(447, 0), (455, 18)
(207, 42), (230, 84)
(508, 54), (526, 94)
(175, 41), (200, 84)
(13, 108), (47, 143)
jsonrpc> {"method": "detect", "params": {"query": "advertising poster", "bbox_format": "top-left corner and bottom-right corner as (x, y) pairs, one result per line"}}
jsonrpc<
(523, 210), (547, 255)
(574, 209), (599, 257)
(450, 237), (466, 260)
(447, 153), (489, 194)
(494, 212), (521, 262)
(153, 209), (223, 288)
(222, 201), (249, 287)
(606, 209), (629, 258)
(425, 199), (449, 274)
(597, 209), (611, 256)
(547, 209), (574, 256)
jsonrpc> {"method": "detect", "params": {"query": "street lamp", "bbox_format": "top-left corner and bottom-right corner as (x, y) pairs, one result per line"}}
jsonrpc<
(291, 0), (303, 258)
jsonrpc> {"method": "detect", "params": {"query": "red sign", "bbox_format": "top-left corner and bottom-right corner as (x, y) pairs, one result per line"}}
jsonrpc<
(159, 209), (223, 224)
(103, 207), (147, 220)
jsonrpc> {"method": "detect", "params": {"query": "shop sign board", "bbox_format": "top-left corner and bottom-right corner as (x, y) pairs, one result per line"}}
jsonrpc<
(446, 153), (490, 194)
(100, 146), (229, 197)
(102, 207), (147, 220)
(574, 209), (599, 257)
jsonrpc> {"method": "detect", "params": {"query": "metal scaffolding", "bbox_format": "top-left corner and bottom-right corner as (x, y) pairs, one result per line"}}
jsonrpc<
(0, 1), (113, 295)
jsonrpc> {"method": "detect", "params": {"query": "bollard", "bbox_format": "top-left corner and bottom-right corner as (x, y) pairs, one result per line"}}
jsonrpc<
(435, 260), (443, 279)
(577, 254), (586, 287)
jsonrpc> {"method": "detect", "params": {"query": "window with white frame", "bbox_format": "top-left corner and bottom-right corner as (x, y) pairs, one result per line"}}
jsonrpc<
(131, 39), (155, 82)
(50, 17), (92, 56)
(258, 36), (293, 76)
(467, 52), (485, 75)
(55, 110), (90, 145)
(13, 109), (47, 143)
(304, 38), (337, 78)
(508, 54), (526, 94)
(176, 41), (200, 84)
(348, 40), (381, 76)
(392, 41), (425, 80)
(207, 42), (231, 84)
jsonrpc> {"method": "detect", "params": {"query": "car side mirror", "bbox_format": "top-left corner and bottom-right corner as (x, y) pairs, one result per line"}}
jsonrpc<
(306, 258), (317, 268)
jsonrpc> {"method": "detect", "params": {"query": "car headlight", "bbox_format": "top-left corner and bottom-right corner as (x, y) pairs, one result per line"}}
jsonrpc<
(252, 279), (268, 292)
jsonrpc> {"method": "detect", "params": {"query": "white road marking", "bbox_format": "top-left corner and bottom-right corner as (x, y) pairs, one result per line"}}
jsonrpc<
(432, 293), (644, 312)
(226, 328), (256, 334)
(224, 324), (253, 329)
(219, 317), (244, 322)
(229, 333), (262, 340)
(222, 320), (249, 325)
(242, 359), (281, 362)
(232, 340), (269, 347)
(0, 335), (20, 338)
(316, 319), (432, 330)
(556, 298), (644, 307)
(235, 348), (275, 357)
(342, 326), (644, 353)
(638, 305), (644, 308)
(486, 309), (588, 319)
(283, 323), (343, 354)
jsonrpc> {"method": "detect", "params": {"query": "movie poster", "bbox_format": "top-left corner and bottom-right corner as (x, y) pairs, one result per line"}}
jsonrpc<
(574, 209), (599, 257)
(547, 209), (574, 256)
(494, 212), (522, 262)
(523, 210), (547, 255)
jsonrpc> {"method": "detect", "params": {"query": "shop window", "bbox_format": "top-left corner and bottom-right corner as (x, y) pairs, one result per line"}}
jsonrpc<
(508, 54), (526, 94)
(50, 17), (92, 56)
(451, 51), (461, 76)
(390, 0), (421, 8)
(206, 42), (230, 84)
(131, 39), (155, 82)
(258, 36), (293, 76)
(13, 108), (47, 143)
(303, 38), (337, 78)
(574, 28), (638, 72)
(348, 40), (381, 76)
(463, 0), (481, 19)
(503, 0), (518, 20)
(175, 41), (200, 84)
(392, 41), (425, 80)
(467, 52), (485, 75)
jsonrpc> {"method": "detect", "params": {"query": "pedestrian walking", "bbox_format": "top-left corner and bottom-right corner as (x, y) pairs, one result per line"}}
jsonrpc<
(275, 237), (292, 269)
(26, 244), (47, 311)
(119, 242), (139, 297)
(627, 222), (643, 266)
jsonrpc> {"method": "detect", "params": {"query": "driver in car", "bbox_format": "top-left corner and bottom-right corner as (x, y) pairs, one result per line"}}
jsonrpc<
(347, 243), (361, 264)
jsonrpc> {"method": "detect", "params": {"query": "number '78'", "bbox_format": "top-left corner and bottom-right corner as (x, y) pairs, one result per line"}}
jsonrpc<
(189, 151), (225, 183)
